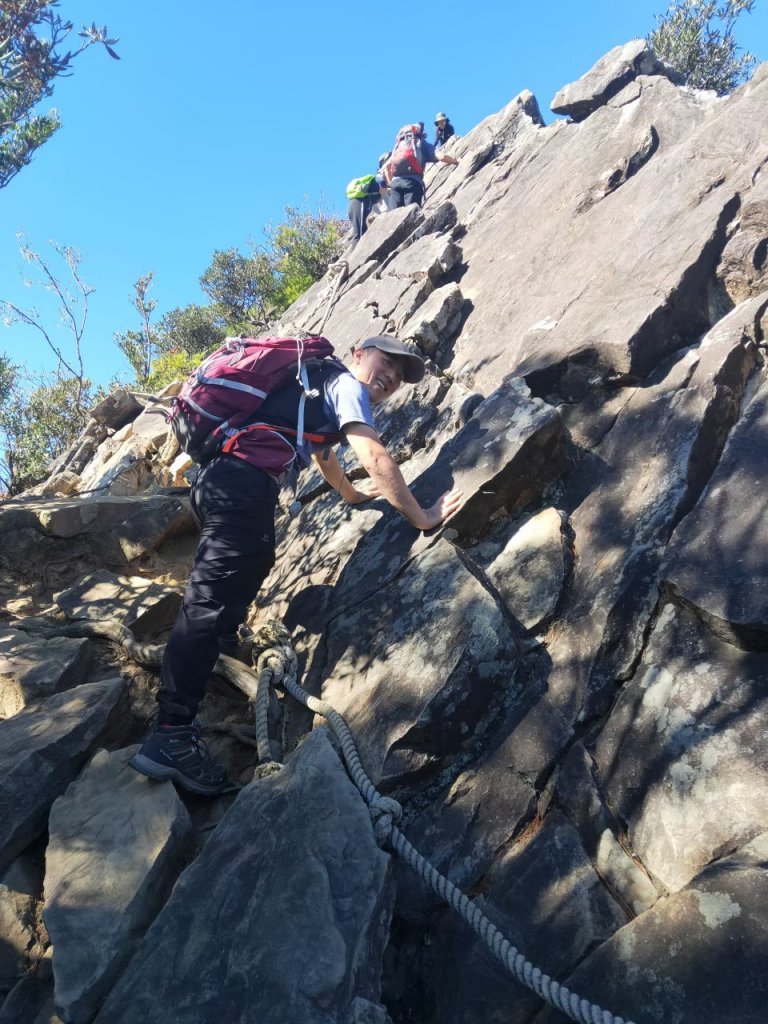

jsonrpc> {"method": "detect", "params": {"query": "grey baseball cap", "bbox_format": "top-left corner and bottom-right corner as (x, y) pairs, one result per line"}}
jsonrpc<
(357, 335), (425, 384)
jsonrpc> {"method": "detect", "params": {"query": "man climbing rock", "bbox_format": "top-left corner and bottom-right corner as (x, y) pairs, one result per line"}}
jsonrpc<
(130, 335), (464, 794)
(386, 122), (458, 210)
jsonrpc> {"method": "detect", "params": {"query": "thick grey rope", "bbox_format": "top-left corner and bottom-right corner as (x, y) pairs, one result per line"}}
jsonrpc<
(11, 614), (634, 1023)
(253, 643), (636, 1024)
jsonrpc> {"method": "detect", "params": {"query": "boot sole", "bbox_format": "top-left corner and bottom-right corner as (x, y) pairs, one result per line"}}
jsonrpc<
(129, 753), (228, 796)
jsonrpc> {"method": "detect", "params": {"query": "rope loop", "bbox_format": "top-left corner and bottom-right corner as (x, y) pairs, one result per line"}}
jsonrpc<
(253, 624), (636, 1024)
(367, 795), (403, 846)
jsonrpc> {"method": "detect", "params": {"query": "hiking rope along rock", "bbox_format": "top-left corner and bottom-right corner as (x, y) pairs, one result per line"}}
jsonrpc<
(9, 615), (635, 1023)
(315, 259), (348, 336)
(249, 625), (638, 1024)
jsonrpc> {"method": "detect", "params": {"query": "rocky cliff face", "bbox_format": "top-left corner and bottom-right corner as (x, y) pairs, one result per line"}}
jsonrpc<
(1, 41), (767, 1024)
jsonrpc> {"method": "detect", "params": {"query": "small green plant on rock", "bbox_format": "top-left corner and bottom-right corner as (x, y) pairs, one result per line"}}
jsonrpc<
(648, 0), (757, 95)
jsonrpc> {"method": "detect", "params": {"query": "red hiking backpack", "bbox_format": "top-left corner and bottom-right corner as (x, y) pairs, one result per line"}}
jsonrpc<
(169, 335), (345, 475)
(388, 123), (426, 179)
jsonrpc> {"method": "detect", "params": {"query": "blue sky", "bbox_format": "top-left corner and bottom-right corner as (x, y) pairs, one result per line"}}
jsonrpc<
(2, 0), (766, 389)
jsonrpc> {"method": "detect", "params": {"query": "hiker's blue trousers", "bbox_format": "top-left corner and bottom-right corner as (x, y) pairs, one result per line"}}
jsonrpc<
(157, 455), (278, 724)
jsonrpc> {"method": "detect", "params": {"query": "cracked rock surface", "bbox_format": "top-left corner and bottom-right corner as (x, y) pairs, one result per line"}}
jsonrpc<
(1, 40), (768, 1024)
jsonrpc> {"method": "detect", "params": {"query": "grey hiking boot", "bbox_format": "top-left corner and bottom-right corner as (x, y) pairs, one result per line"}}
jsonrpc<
(129, 720), (228, 796)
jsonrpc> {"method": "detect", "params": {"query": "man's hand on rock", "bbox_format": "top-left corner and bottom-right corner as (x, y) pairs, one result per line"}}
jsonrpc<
(418, 487), (465, 530)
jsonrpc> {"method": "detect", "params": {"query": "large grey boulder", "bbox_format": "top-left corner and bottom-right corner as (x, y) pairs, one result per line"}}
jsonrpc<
(0, 679), (128, 873)
(380, 232), (461, 285)
(595, 600), (768, 893)
(322, 538), (523, 788)
(485, 507), (571, 631)
(399, 282), (465, 360)
(0, 628), (90, 717)
(536, 832), (768, 1024)
(88, 391), (142, 430)
(550, 39), (683, 121)
(44, 747), (192, 1024)
(76, 433), (155, 497)
(93, 728), (394, 1024)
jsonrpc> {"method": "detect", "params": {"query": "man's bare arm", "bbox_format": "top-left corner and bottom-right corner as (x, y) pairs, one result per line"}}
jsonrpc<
(312, 447), (379, 504)
(343, 423), (463, 530)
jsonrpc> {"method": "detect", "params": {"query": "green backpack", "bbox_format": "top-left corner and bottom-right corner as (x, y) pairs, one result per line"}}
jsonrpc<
(346, 174), (377, 200)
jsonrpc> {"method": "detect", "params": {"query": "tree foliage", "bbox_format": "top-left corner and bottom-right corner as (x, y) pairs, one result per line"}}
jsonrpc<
(0, 371), (94, 494)
(200, 205), (347, 335)
(116, 205), (345, 392)
(0, 1), (119, 189)
(648, 0), (757, 94)
(0, 353), (15, 406)
(114, 273), (159, 389)
(0, 237), (98, 493)
(2, 236), (92, 416)
(155, 304), (226, 359)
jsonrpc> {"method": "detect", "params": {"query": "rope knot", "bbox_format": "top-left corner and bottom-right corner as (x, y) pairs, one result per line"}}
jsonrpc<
(252, 760), (283, 781)
(368, 795), (402, 846)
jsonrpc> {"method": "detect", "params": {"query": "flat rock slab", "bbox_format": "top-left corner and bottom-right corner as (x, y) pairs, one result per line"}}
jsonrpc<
(345, 204), (424, 275)
(77, 435), (154, 497)
(399, 282), (464, 359)
(718, 173), (768, 303)
(0, 629), (90, 717)
(128, 406), (172, 447)
(0, 495), (193, 556)
(0, 679), (128, 874)
(396, 695), (571, 918)
(555, 743), (661, 916)
(662, 303), (768, 644)
(54, 569), (182, 638)
(381, 232), (461, 284)
(486, 507), (570, 631)
(93, 729), (394, 1024)
(332, 377), (566, 614)
(454, 70), (765, 396)
(44, 747), (192, 1024)
(536, 832), (768, 1024)
(432, 811), (626, 1024)
(550, 39), (680, 121)
(322, 539), (522, 788)
(595, 600), (768, 893)
(360, 274), (432, 322)
(545, 295), (758, 722)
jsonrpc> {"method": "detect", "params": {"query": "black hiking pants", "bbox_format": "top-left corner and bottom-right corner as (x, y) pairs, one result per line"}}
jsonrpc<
(156, 455), (278, 724)
(387, 177), (425, 209)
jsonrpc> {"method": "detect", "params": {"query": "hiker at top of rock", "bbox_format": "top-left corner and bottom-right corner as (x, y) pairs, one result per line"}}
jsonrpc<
(130, 335), (464, 796)
(433, 112), (455, 149)
(385, 122), (458, 211)
(346, 154), (390, 244)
